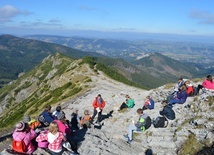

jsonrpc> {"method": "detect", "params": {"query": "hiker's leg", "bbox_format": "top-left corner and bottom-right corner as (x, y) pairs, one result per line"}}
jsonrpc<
(119, 102), (128, 110)
(169, 99), (180, 105)
(97, 110), (102, 122)
(91, 108), (97, 121)
(142, 106), (148, 110)
(128, 124), (137, 141)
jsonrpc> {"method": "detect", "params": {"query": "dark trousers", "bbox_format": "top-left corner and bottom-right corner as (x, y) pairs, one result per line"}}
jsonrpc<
(119, 102), (128, 110)
(91, 108), (102, 123)
(197, 84), (204, 94)
(142, 105), (148, 110)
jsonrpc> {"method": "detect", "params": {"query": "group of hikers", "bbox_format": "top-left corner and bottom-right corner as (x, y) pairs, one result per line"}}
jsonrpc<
(10, 94), (106, 155)
(10, 75), (213, 154)
(123, 75), (214, 144)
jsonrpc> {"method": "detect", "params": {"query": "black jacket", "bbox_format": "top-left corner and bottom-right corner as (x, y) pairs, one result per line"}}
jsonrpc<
(159, 104), (175, 120)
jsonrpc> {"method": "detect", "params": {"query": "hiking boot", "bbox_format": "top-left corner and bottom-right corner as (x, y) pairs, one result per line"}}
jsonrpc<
(123, 134), (129, 139)
(127, 138), (132, 144)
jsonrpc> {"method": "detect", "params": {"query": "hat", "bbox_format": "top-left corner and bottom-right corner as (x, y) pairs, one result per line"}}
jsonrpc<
(57, 113), (65, 120)
(23, 115), (31, 123)
(15, 121), (26, 131)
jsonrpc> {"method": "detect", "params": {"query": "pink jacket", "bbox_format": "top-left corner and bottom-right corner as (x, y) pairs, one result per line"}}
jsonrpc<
(12, 129), (37, 154)
(54, 120), (71, 135)
(202, 79), (214, 90)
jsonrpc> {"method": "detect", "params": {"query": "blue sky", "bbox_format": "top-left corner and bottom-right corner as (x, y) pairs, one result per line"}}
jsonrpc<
(0, 0), (214, 39)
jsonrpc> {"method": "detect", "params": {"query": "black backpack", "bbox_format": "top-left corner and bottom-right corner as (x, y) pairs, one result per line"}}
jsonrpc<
(153, 116), (168, 128)
(38, 114), (50, 126)
(145, 116), (152, 130)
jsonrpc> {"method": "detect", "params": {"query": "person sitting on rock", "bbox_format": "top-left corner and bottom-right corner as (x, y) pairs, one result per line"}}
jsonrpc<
(80, 110), (92, 128)
(36, 122), (66, 155)
(12, 121), (37, 154)
(52, 105), (62, 118)
(169, 85), (188, 105)
(159, 100), (175, 120)
(142, 96), (155, 110)
(124, 108), (148, 144)
(173, 77), (184, 94)
(184, 80), (198, 96)
(54, 112), (79, 154)
(118, 95), (135, 111)
(23, 115), (41, 131)
(91, 94), (106, 125)
(40, 105), (56, 125)
(198, 75), (214, 93)
(54, 112), (71, 135)
(70, 109), (81, 131)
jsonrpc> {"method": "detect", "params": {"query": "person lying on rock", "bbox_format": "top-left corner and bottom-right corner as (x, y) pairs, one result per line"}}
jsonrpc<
(169, 85), (188, 105)
(91, 94), (106, 125)
(159, 100), (175, 120)
(124, 108), (148, 144)
(118, 95), (135, 111)
(142, 95), (155, 110)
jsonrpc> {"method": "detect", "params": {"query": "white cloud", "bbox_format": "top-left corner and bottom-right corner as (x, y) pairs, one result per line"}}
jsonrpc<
(79, 5), (97, 11)
(190, 9), (214, 25)
(0, 5), (31, 22)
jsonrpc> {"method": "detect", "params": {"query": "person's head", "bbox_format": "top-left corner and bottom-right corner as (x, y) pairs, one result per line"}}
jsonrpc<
(145, 149), (153, 155)
(185, 80), (190, 85)
(23, 115), (31, 123)
(84, 110), (89, 115)
(56, 106), (61, 112)
(125, 95), (130, 99)
(97, 94), (102, 98)
(178, 77), (183, 82)
(207, 75), (213, 82)
(45, 105), (52, 112)
(137, 108), (143, 115)
(179, 85), (186, 91)
(15, 121), (26, 132)
(49, 122), (59, 135)
(146, 96), (150, 100)
(161, 100), (168, 106)
(57, 112), (66, 121)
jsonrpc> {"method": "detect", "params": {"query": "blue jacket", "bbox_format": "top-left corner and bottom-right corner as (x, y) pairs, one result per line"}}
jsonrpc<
(159, 104), (175, 120)
(177, 90), (188, 104)
(41, 110), (55, 123)
(147, 99), (155, 109)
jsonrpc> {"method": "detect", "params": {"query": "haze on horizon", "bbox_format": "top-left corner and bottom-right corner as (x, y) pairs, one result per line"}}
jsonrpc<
(0, 0), (214, 42)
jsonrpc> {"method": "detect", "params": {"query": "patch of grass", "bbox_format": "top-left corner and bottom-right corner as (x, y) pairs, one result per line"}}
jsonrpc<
(133, 132), (143, 142)
(164, 83), (174, 89)
(178, 133), (203, 155)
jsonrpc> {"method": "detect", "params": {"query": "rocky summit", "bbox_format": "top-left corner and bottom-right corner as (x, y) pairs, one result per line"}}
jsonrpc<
(0, 55), (213, 155)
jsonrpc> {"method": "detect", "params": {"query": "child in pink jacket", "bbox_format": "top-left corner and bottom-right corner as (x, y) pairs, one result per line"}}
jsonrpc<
(12, 121), (37, 154)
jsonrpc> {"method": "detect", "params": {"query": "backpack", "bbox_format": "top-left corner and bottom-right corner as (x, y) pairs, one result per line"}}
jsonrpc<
(12, 139), (27, 153)
(38, 114), (50, 126)
(153, 116), (168, 128)
(145, 116), (152, 130)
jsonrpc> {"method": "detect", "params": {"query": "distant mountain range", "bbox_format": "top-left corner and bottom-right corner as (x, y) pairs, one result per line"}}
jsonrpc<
(25, 35), (214, 68)
(0, 34), (210, 89)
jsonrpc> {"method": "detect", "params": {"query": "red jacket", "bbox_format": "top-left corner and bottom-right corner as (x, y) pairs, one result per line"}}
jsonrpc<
(92, 97), (105, 109)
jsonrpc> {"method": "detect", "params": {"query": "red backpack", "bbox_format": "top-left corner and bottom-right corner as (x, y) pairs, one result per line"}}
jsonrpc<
(12, 139), (27, 153)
